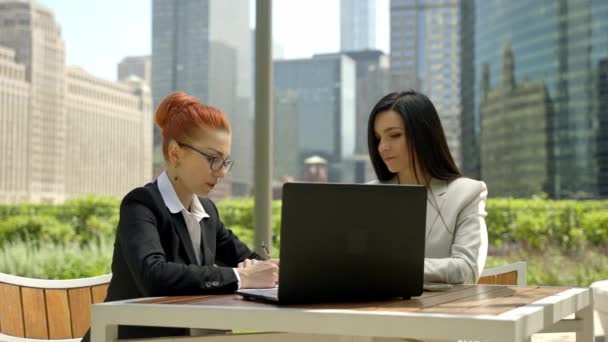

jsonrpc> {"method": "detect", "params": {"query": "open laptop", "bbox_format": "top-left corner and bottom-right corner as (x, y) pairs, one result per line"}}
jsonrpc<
(237, 182), (427, 304)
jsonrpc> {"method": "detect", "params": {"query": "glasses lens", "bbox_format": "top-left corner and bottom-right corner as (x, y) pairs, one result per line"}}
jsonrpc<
(210, 158), (223, 171)
(225, 160), (234, 173)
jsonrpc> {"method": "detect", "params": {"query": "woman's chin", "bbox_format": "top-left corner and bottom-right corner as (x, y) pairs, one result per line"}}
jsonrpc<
(196, 188), (210, 197)
(386, 165), (400, 173)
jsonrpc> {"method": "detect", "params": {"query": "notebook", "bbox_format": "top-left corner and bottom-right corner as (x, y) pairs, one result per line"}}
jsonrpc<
(237, 182), (427, 304)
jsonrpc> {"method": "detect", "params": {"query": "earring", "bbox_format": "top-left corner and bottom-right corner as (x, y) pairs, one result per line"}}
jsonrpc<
(173, 161), (180, 181)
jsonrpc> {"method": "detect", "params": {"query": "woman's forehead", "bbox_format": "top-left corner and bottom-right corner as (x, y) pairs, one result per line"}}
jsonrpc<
(190, 127), (231, 153)
(375, 110), (404, 131)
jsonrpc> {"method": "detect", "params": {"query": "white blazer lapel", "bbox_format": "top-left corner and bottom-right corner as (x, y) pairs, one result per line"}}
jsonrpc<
(425, 178), (447, 237)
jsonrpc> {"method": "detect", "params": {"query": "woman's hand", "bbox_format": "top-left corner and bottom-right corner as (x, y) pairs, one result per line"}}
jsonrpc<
(237, 259), (279, 289)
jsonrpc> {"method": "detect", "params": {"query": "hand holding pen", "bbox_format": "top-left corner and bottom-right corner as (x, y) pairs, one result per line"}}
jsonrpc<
(261, 242), (271, 259)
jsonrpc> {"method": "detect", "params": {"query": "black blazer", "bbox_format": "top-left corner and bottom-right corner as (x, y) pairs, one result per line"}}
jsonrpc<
(82, 181), (263, 341)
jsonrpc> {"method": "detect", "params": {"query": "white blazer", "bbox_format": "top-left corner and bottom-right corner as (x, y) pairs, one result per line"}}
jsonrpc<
(370, 177), (488, 284)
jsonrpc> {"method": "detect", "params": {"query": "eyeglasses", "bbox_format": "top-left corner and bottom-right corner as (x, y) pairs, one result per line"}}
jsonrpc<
(177, 142), (234, 173)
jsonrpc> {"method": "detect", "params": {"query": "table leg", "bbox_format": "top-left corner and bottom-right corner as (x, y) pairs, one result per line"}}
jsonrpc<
(575, 304), (594, 342)
(91, 323), (118, 342)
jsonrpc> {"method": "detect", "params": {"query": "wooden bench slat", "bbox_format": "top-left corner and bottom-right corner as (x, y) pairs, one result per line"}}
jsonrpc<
(21, 287), (49, 338)
(477, 275), (496, 285)
(68, 287), (92, 338)
(0, 283), (25, 337)
(45, 289), (72, 339)
(91, 284), (109, 304)
(495, 271), (518, 285)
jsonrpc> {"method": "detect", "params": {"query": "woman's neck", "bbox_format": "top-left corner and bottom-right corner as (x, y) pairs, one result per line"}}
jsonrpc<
(166, 169), (193, 210)
(397, 170), (430, 186)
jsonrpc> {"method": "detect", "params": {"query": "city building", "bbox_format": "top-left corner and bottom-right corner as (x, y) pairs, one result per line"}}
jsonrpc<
(459, 0), (477, 179)
(340, 0), (376, 51)
(598, 59), (608, 197)
(480, 48), (553, 197)
(118, 55), (151, 83)
(390, 0), (463, 167)
(0, 0), (153, 203)
(472, 0), (608, 198)
(0, 0), (66, 202)
(65, 67), (153, 198)
(319, 50), (391, 155)
(273, 90), (299, 181)
(274, 54), (356, 182)
(303, 156), (328, 183)
(0, 45), (29, 203)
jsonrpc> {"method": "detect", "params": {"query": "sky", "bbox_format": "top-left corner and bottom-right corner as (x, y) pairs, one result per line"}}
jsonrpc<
(35, 0), (389, 81)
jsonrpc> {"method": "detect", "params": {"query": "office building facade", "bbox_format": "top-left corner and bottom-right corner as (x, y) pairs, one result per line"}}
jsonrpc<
(274, 55), (356, 182)
(390, 0), (463, 167)
(340, 0), (376, 51)
(65, 67), (153, 198)
(0, 45), (29, 203)
(473, 0), (608, 198)
(480, 48), (553, 197)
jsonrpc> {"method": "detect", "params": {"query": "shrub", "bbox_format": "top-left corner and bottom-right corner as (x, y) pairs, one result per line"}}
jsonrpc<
(0, 215), (74, 246)
(485, 197), (608, 252)
(216, 197), (282, 251)
(0, 237), (112, 279)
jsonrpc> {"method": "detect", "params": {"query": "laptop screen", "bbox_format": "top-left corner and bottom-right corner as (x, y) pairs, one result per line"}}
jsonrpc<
(272, 182), (427, 304)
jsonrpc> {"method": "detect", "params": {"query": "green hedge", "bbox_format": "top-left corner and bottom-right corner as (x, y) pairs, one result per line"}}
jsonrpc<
(486, 195), (608, 251)
(0, 195), (607, 283)
(0, 194), (119, 246)
(3, 194), (605, 251)
(215, 197), (282, 255)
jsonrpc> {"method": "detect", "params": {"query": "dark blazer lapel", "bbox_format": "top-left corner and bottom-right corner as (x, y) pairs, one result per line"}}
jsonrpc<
(199, 219), (213, 266)
(171, 212), (198, 265)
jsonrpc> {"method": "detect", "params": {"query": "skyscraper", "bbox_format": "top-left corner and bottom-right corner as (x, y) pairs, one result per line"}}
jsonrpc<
(459, 0), (477, 179)
(390, 0), (463, 167)
(0, 0), (66, 202)
(273, 91), (299, 180)
(274, 54), (357, 182)
(598, 59), (608, 197)
(316, 50), (390, 155)
(151, 0), (252, 192)
(340, 0), (376, 51)
(472, 0), (608, 198)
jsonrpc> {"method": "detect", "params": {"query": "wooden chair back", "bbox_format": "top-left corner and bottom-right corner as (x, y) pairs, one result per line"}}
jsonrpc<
(478, 262), (526, 286)
(0, 272), (111, 341)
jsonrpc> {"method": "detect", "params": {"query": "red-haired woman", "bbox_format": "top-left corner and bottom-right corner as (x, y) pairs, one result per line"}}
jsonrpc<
(82, 92), (278, 341)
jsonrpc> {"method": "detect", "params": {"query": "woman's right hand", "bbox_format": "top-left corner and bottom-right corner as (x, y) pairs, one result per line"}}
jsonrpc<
(237, 259), (279, 288)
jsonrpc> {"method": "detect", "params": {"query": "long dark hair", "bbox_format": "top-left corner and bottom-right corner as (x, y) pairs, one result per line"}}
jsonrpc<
(367, 90), (462, 183)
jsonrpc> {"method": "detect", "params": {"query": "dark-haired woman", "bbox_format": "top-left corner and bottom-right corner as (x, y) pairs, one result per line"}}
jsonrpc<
(368, 90), (488, 284)
(82, 92), (278, 341)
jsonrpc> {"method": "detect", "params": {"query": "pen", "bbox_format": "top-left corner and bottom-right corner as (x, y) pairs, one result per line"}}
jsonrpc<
(261, 242), (271, 259)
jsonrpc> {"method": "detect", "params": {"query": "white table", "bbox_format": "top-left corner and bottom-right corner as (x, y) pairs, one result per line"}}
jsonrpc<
(91, 285), (594, 342)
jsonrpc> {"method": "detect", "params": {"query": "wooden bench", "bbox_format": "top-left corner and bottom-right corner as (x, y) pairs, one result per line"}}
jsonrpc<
(0, 272), (111, 342)
(478, 261), (526, 286)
